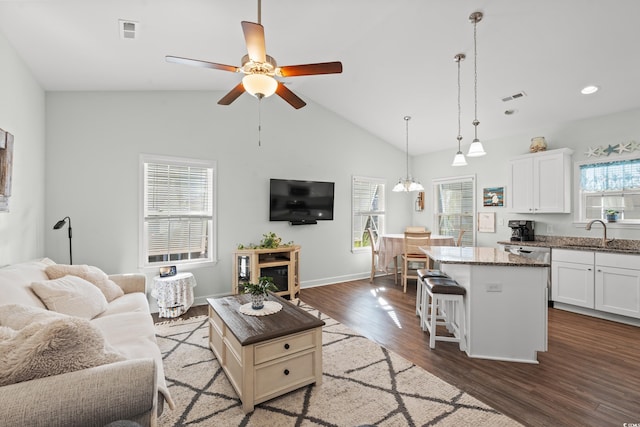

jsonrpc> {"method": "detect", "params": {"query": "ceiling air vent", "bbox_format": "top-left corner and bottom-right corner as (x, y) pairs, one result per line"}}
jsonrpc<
(119, 20), (138, 40)
(501, 91), (527, 102)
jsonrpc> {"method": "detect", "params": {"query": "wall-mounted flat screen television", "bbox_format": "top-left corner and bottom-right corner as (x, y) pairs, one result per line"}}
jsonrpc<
(269, 179), (335, 224)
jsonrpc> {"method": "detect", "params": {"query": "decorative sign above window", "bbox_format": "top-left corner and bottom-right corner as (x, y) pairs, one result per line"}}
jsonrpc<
(0, 128), (14, 212)
(585, 140), (640, 157)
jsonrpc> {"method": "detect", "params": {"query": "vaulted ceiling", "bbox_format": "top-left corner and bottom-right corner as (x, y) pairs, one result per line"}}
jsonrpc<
(1, 0), (639, 155)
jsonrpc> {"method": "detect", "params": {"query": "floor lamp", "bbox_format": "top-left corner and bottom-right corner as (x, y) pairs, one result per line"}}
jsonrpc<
(53, 216), (72, 264)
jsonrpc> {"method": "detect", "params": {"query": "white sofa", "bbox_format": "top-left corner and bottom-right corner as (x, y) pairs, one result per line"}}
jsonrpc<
(0, 258), (174, 427)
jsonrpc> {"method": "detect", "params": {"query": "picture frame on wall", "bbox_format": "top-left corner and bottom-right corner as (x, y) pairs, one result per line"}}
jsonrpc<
(478, 212), (496, 233)
(0, 128), (14, 213)
(483, 186), (504, 207)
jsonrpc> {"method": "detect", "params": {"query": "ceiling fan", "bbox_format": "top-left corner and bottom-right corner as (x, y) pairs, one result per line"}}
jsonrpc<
(166, 0), (343, 109)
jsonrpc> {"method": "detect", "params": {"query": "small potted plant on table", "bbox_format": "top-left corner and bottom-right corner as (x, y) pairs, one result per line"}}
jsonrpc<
(605, 209), (619, 222)
(243, 276), (277, 310)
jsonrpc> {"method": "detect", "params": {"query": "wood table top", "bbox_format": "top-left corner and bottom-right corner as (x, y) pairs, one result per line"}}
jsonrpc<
(207, 293), (325, 346)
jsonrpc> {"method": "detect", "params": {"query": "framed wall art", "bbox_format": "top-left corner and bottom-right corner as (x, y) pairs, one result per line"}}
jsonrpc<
(483, 186), (504, 207)
(478, 212), (496, 233)
(0, 128), (14, 212)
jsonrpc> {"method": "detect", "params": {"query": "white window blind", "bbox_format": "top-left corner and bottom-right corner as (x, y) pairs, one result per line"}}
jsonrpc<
(579, 157), (640, 222)
(433, 176), (475, 246)
(141, 156), (215, 266)
(352, 176), (385, 251)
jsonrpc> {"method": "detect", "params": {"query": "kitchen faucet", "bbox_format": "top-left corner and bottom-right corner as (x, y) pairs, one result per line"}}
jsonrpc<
(585, 219), (614, 247)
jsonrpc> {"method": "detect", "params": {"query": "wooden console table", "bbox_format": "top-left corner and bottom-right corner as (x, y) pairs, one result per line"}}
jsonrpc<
(207, 293), (324, 412)
(232, 245), (300, 299)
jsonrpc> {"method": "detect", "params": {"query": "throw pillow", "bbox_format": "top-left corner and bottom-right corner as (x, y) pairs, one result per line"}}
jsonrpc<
(0, 304), (69, 330)
(31, 276), (108, 319)
(0, 317), (125, 387)
(45, 264), (125, 302)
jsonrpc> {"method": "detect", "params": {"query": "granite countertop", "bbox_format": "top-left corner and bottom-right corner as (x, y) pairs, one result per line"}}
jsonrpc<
(497, 235), (640, 255)
(421, 246), (550, 267)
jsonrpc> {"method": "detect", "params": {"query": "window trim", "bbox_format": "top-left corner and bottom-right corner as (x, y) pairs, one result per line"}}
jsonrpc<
(573, 153), (640, 228)
(432, 174), (476, 245)
(139, 153), (217, 270)
(351, 175), (386, 253)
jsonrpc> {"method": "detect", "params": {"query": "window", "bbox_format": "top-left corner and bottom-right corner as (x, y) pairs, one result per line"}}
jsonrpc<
(578, 157), (640, 223)
(433, 175), (475, 246)
(140, 154), (216, 268)
(352, 176), (385, 252)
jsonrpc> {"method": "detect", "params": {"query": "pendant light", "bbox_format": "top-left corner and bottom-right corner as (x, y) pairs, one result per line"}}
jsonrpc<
(467, 11), (487, 157)
(452, 53), (467, 167)
(393, 116), (424, 192)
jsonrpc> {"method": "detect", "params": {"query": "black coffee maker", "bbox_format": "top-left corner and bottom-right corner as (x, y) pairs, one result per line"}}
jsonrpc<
(508, 220), (535, 241)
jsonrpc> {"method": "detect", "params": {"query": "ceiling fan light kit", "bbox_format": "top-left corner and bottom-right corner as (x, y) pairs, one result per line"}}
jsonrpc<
(165, 0), (342, 109)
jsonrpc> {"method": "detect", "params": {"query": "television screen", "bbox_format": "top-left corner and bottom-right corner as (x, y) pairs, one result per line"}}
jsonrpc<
(269, 179), (335, 223)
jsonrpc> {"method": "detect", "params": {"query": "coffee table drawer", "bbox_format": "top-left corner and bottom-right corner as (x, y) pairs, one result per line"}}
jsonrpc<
(254, 350), (316, 402)
(254, 330), (316, 364)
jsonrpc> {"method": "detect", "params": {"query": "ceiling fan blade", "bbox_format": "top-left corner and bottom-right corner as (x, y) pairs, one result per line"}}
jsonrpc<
(166, 56), (239, 73)
(218, 82), (246, 105)
(278, 62), (343, 77)
(241, 21), (266, 63)
(275, 83), (306, 109)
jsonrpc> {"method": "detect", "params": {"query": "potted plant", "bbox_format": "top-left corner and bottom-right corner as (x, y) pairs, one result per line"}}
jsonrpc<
(243, 276), (277, 309)
(605, 209), (619, 222)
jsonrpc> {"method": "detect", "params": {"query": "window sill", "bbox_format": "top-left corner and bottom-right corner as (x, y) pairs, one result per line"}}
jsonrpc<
(140, 258), (217, 273)
(573, 221), (640, 229)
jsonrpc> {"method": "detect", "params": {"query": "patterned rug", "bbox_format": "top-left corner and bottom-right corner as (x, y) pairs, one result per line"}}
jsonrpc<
(155, 301), (520, 426)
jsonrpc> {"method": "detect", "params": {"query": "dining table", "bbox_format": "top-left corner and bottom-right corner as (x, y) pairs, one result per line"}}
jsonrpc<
(378, 233), (456, 274)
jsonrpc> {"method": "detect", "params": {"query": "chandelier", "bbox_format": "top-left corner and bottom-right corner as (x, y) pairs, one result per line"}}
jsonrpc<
(393, 116), (424, 192)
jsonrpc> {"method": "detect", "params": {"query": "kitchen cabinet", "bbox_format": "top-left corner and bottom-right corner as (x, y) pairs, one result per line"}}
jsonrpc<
(595, 252), (640, 318)
(551, 249), (594, 308)
(552, 249), (640, 320)
(508, 148), (573, 213)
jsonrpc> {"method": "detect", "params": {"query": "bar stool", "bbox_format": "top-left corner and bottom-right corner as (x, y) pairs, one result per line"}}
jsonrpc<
(416, 269), (449, 328)
(421, 276), (466, 351)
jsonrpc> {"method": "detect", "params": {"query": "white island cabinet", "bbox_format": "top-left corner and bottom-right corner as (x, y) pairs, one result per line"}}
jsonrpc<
(422, 246), (549, 364)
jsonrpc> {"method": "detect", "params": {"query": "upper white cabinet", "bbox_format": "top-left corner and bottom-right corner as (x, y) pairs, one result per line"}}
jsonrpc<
(508, 148), (573, 213)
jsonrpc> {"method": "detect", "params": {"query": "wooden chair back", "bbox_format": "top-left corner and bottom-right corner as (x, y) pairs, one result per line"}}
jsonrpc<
(405, 226), (426, 233)
(403, 231), (431, 255)
(456, 229), (466, 247)
(366, 228), (378, 253)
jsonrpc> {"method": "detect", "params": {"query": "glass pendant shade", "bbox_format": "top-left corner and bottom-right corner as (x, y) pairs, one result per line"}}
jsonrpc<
(467, 139), (486, 157)
(242, 73), (278, 98)
(452, 151), (468, 166)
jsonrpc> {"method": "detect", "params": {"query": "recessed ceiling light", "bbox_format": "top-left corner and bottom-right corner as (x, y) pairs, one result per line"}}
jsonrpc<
(581, 85), (599, 95)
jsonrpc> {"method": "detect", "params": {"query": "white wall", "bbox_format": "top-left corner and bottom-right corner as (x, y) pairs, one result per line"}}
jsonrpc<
(44, 91), (411, 302)
(0, 33), (46, 266)
(411, 107), (640, 245)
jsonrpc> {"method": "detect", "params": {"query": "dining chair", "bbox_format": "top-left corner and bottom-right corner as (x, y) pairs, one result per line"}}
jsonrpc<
(405, 226), (426, 233)
(401, 231), (432, 293)
(456, 229), (466, 247)
(366, 228), (379, 283)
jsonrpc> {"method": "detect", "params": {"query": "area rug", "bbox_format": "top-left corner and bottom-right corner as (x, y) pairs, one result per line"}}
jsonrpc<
(155, 301), (520, 426)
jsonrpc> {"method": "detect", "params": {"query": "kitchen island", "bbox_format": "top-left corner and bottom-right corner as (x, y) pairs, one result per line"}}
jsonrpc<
(421, 246), (550, 363)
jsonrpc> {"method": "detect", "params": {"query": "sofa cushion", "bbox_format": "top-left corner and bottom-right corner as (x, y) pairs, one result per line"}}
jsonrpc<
(45, 264), (125, 302)
(0, 316), (125, 387)
(0, 258), (55, 309)
(31, 276), (108, 319)
(95, 292), (150, 318)
(0, 304), (69, 330)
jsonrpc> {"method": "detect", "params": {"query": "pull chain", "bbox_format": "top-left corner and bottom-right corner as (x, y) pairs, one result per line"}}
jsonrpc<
(258, 97), (262, 146)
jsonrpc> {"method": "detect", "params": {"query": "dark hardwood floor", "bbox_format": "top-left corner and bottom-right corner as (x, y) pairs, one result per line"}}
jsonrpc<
(301, 276), (640, 427)
(157, 276), (640, 426)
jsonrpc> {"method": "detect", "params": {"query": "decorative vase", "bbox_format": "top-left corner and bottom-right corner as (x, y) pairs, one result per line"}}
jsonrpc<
(529, 136), (548, 153)
(251, 294), (265, 310)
